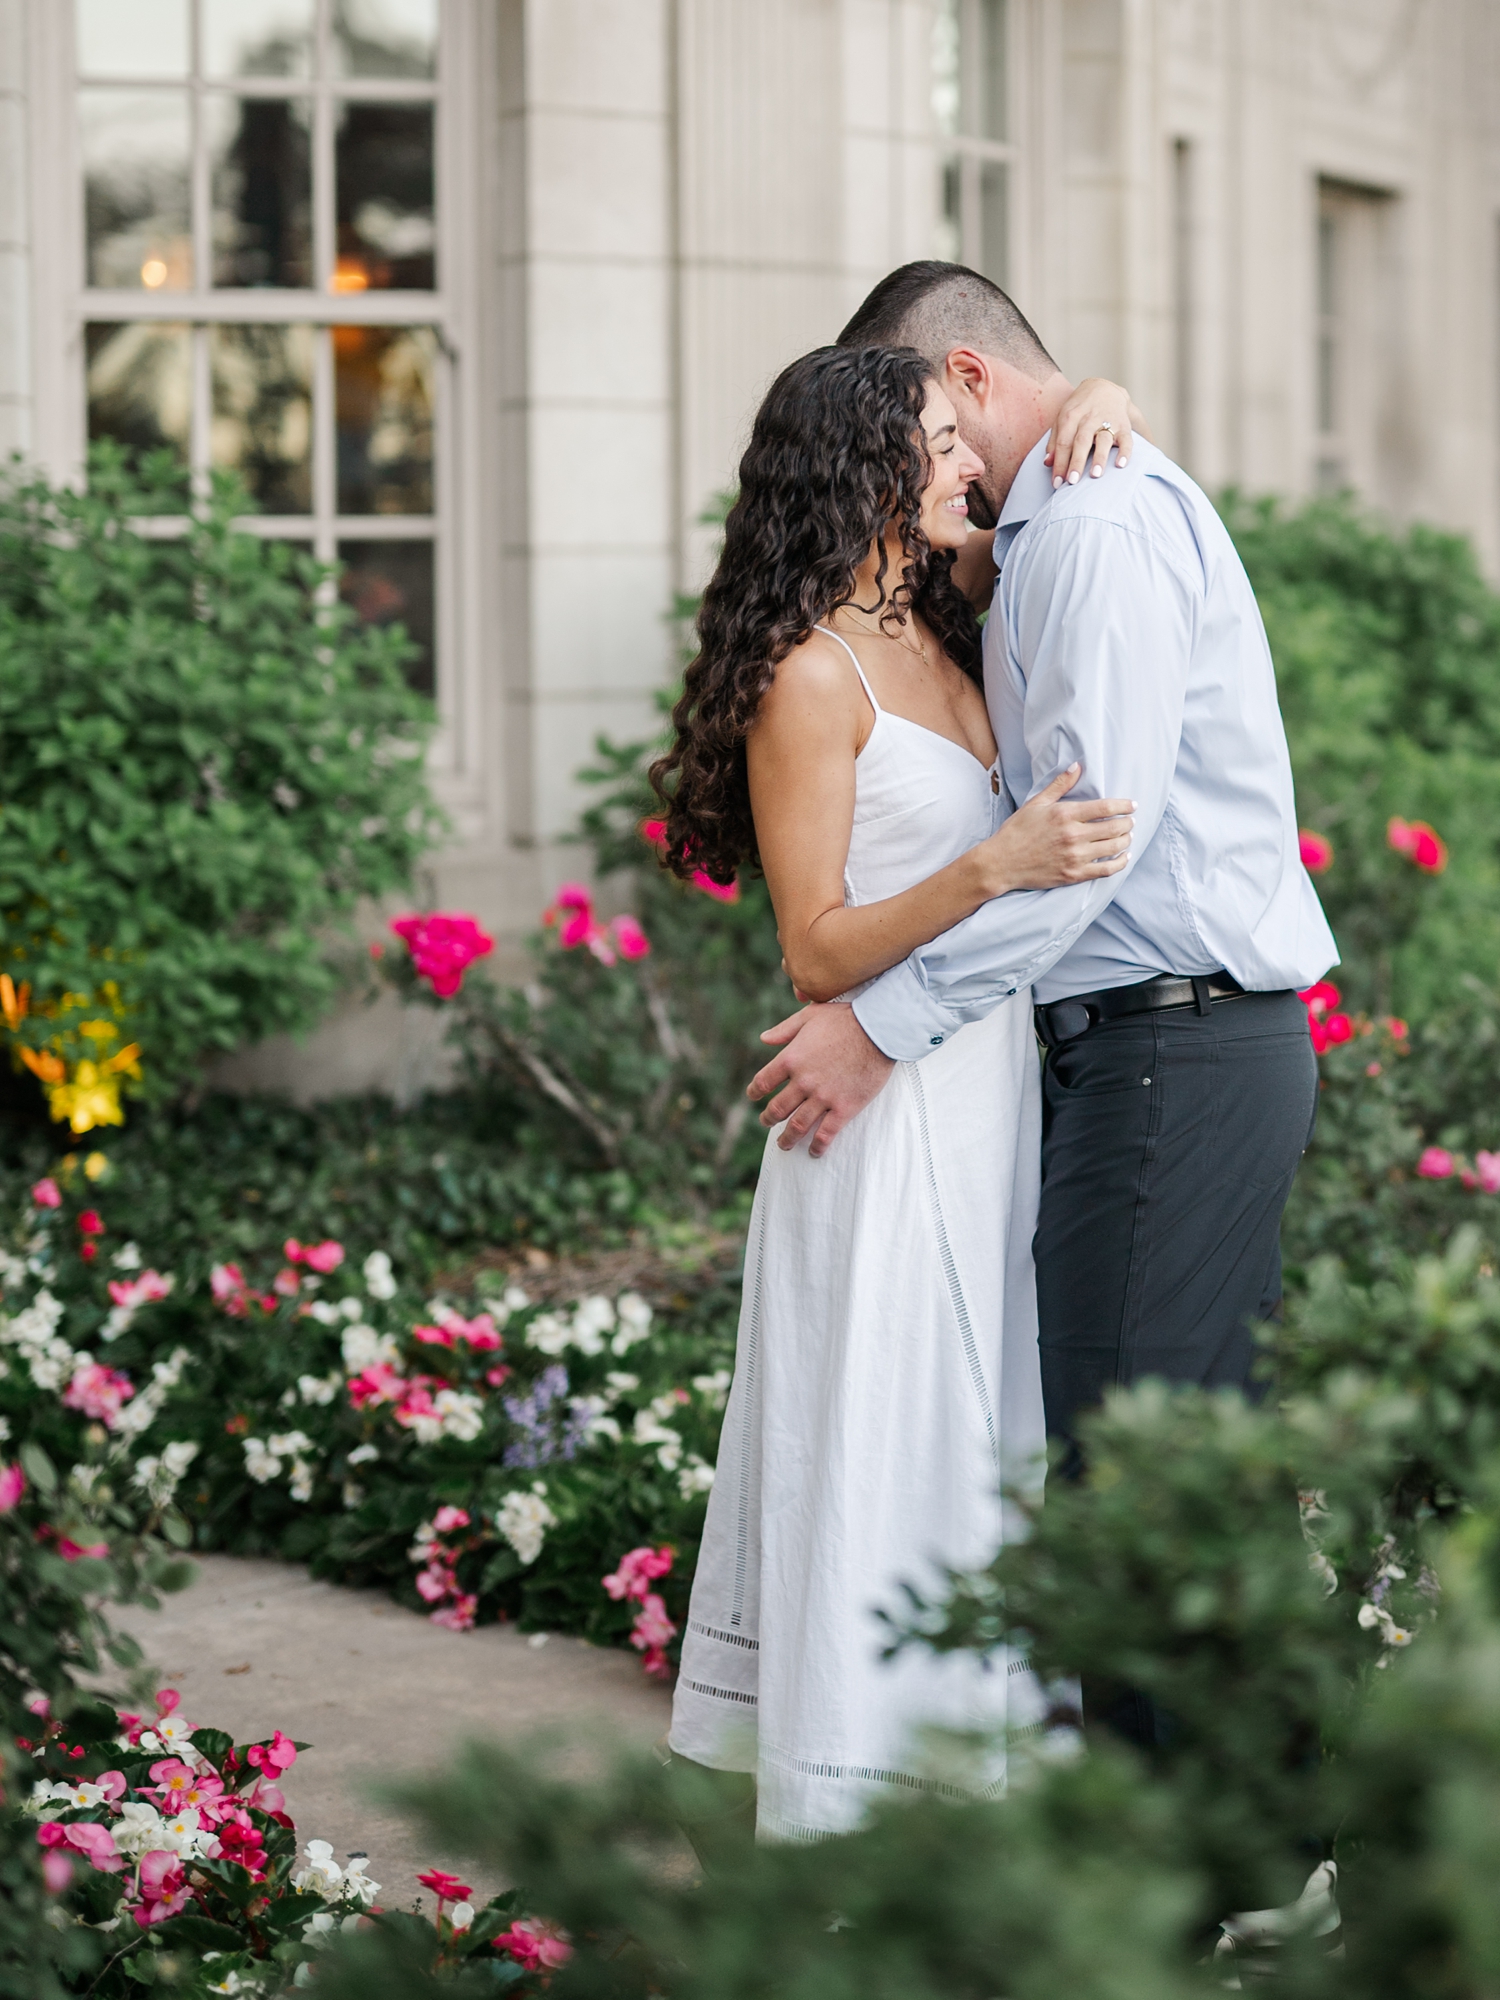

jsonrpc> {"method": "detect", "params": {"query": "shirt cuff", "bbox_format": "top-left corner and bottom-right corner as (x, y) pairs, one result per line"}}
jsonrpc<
(851, 960), (962, 1062)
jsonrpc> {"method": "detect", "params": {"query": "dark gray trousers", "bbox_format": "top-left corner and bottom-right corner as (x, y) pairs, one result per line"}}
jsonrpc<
(1035, 987), (1317, 1460)
(1033, 988), (1318, 1749)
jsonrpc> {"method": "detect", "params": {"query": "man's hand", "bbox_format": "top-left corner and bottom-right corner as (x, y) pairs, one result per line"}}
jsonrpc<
(746, 1001), (896, 1158)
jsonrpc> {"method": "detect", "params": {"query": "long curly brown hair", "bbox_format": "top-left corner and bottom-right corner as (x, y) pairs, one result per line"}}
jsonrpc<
(649, 344), (982, 886)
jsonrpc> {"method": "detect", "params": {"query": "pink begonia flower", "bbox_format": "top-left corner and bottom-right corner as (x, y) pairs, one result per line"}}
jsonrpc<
(433, 1505), (471, 1533)
(211, 1262), (251, 1317)
(602, 1545), (674, 1603)
(630, 1590), (679, 1680)
(31, 1178), (61, 1208)
(439, 1311), (502, 1351)
(246, 1730), (297, 1777)
(1298, 830), (1334, 873)
(1388, 816), (1449, 874)
(347, 1361), (406, 1409)
(24, 1691), (50, 1717)
(412, 1323), (456, 1349)
(62, 1361), (135, 1428)
(486, 1363), (512, 1388)
(544, 883), (596, 950)
(133, 1849), (191, 1925)
(55, 1535), (110, 1561)
(1475, 1150), (1500, 1194)
(1417, 1147), (1456, 1180)
(107, 1270), (172, 1311)
(1367, 1062), (1383, 1078)
(390, 912), (495, 1000)
(148, 1758), (223, 1815)
(415, 1562), (455, 1604)
(95, 1770), (127, 1801)
(41, 1850), (74, 1893)
(430, 1593), (478, 1631)
(419, 1867), (475, 1904)
(37, 1820), (124, 1874)
(77, 1210), (104, 1236)
(1462, 1170), (1479, 1190)
(273, 1266), (301, 1297)
(285, 1237), (345, 1273)
(0, 1462), (24, 1512)
(497, 1918), (573, 1970)
(1298, 981), (1353, 1056)
(610, 914), (652, 960)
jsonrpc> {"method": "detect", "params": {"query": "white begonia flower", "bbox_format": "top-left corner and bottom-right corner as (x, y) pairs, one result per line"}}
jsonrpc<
(1308, 1550), (1338, 1595)
(347, 1442), (379, 1466)
(101, 1307), (133, 1342)
(133, 1440), (199, 1506)
(495, 1487), (558, 1565)
(289, 1459), (315, 1503)
(339, 1296), (363, 1320)
(525, 1311), (571, 1357)
(61, 1777), (111, 1809)
(449, 1902), (475, 1932)
(111, 1243), (142, 1272)
(436, 1389), (485, 1442)
(342, 1481), (364, 1510)
(24, 1780), (64, 1819)
(302, 1911), (337, 1945)
(362, 1251), (397, 1300)
(151, 1712), (195, 1749)
(604, 1371), (639, 1399)
(632, 1407), (683, 1472)
(292, 1839), (344, 1897)
(677, 1454), (716, 1499)
(341, 1323), (400, 1373)
(157, 1806), (207, 1856)
(569, 1295), (615, 1356)
(71, 1463), (102, 1498)
(297, 1372), (341, 1406)
(0, 1248), (28, 1288)
(306, 1301), (343, 1326)
(691, 1368), (733, 1408)
(269, 1430), (314, 1457)
(570, 1395), (622, 1446)
(610, 1291), (653, 1355)
(342, 1856), (379, 1906)
(243, 1438), (282, 1484)
(1358, 1600), (1415, 1648)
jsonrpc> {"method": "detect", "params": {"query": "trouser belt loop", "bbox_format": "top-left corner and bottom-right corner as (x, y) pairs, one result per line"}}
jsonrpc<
(1191, 976), (1212, 1017)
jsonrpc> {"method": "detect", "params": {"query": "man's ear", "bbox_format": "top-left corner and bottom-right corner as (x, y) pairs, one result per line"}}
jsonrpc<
(943, 346), (995, 407)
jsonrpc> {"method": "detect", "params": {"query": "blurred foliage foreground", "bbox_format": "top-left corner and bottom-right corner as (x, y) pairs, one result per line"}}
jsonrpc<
(9, 493), (1500, 1986)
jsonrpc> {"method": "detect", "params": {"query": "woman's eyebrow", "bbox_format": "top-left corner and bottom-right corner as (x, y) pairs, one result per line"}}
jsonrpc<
(927, 423), (957, 441)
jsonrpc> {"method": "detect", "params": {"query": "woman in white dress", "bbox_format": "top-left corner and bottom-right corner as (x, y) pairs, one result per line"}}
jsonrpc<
(651, 344), (1137, 1844)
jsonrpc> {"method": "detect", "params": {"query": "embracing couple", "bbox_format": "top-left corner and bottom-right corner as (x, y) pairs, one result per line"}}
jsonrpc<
(654, 261), (1337, 1846)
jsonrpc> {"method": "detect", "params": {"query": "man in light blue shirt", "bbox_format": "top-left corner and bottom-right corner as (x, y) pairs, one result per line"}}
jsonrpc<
(750, 265), (1337, 1645)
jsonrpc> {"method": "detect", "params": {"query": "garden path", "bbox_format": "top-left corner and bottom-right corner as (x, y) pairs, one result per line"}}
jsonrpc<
(108, 1554), (677, 1912)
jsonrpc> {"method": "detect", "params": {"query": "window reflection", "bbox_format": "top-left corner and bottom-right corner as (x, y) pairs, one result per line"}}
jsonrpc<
(333, 0), (438, 80)
(209, 96), (313, 287)
(80, 90), (192, 290)
(76, 0), (189, 78)
(335, 103), (435, 291)
(202, 0), (315, 78)
(86, 322), (192, 465)
(338, 540), (435, 695)
(335, 324), (434, 514)
(210, 324), (314, 512)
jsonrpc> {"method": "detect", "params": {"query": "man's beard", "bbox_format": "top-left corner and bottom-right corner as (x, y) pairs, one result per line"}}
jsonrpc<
(963, 480), (1001, 533)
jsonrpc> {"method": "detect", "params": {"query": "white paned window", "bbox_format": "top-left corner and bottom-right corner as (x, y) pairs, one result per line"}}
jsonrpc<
(932, 0), (1015, 286)
(73, 0), (447, 697)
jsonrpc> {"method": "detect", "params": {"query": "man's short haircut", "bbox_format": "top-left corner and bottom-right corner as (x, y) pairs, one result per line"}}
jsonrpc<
(837, 261), (1057, 381)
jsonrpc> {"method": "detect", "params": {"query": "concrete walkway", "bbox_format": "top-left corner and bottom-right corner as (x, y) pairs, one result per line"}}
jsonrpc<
(109, 1555), (676, 1913)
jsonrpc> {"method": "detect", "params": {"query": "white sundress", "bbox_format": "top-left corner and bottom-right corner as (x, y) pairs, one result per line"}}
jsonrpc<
(669, 627), (1049, 1842)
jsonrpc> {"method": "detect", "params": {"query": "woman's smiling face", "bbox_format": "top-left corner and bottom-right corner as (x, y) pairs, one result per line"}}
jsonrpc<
(918, 381), (987, 554)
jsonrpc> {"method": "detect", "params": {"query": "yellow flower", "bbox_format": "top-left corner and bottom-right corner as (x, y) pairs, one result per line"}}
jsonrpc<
(83, 1152), (110, 1182)
(46, 1062), (126, 1134)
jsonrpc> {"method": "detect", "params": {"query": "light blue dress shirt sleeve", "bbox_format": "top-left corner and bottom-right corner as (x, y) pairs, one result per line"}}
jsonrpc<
(852, 516), (1201, 1060)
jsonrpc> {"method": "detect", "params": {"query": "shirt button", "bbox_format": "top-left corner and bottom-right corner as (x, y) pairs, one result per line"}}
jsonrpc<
(1143, 1076), (1152, 1085)
(930, 1036), (943, 1046)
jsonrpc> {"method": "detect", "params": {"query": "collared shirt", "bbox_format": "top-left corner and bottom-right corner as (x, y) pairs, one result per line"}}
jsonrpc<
(852, 434), (1338, 1061)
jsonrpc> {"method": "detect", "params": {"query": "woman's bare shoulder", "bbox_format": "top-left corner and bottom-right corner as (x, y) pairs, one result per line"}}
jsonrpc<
(755, 626), (864, 733)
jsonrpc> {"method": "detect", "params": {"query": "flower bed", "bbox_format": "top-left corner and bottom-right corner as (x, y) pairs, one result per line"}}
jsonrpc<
(17, 1681), (564, 1993)
(0, 1164), (734, 1668)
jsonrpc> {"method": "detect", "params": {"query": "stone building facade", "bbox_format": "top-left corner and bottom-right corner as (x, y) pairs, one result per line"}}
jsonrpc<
(0, 0), (1495, 1094)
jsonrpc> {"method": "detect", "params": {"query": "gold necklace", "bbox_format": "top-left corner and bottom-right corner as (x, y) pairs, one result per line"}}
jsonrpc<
(835, 608), (930, 668)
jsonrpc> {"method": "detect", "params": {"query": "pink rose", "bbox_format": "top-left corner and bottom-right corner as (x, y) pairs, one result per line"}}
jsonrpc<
(1417, 1147), (1455, 1180)
(0, 1462), (24, 1512)
(1298, 830), (1334, 873)
(62, 1361), (135, 1428)
(30, 1178), (61, 1208)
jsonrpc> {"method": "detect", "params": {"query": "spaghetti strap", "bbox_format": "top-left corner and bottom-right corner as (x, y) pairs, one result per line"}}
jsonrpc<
(814, 624), (882, 715)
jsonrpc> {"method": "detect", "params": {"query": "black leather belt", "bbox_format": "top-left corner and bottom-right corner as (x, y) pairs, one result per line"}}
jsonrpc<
(1034, 971), (1247, 1049)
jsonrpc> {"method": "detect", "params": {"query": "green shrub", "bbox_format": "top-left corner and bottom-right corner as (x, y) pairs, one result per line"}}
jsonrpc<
(1227, 493), (1500, 1017)
(0, 446), (444, 1113)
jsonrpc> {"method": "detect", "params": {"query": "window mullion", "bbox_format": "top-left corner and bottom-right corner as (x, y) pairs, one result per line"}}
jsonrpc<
(313, 326), (336, 561)
(190, 323), (212, 505)
(314, 0), (336, 291)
